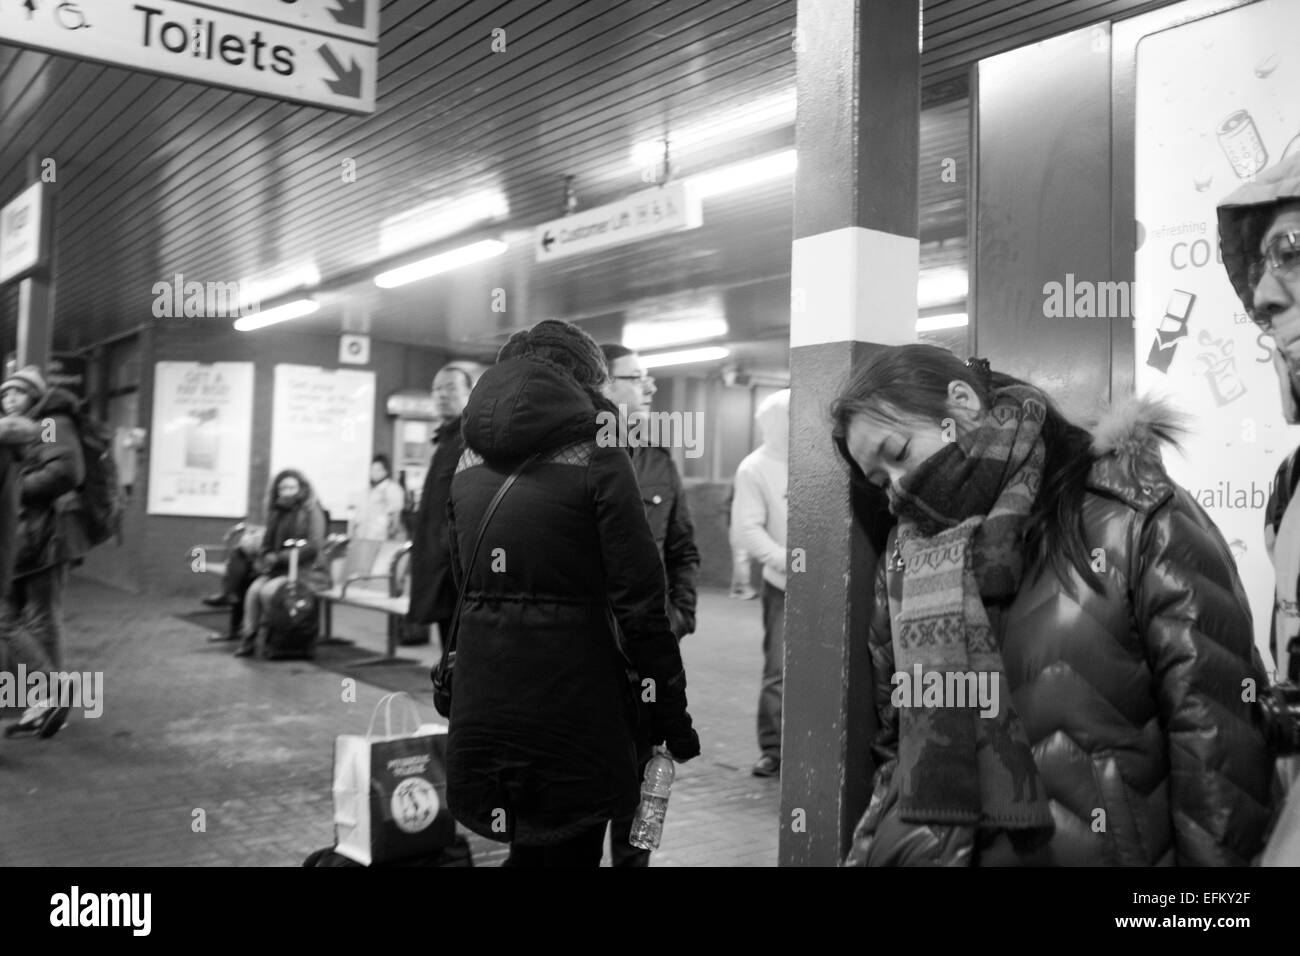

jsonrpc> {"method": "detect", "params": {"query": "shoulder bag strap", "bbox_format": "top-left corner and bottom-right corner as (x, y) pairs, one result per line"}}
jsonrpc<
(443, 451), (542, 657)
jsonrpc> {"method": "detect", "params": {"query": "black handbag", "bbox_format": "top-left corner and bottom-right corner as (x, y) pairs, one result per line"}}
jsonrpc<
(431, 453), (539, 718)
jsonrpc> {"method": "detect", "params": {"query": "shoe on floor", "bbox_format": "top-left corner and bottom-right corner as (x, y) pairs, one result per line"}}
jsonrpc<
(37, 705), (71, 739)
(207, 631), (239, 642)
(233, 643), (256, 658)
(201, 593), (236, 608)
(3, 703), (49, 737)
(751, 755), (781, 778)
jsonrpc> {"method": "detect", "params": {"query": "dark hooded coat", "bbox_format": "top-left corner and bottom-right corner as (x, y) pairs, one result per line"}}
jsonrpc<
(12, 387), (85, 579)
(443, 356), (694, 846)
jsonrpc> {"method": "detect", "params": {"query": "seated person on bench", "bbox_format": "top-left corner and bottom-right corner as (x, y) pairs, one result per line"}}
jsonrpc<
(234, 469), (330, 658)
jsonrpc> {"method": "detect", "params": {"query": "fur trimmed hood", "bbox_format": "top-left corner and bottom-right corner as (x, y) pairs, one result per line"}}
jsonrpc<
(1086, 394), (1185, 513)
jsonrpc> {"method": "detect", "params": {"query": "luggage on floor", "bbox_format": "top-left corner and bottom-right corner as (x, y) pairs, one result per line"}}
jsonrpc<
(263, 538), (319, 660)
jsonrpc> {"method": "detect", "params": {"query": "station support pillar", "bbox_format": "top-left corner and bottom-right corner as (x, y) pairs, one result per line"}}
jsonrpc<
(780, 0), (921, 866)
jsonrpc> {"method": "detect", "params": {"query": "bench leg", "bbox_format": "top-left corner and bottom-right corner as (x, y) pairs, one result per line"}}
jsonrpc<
(317, 599), (352, 646)
(350, 613), (419, 667)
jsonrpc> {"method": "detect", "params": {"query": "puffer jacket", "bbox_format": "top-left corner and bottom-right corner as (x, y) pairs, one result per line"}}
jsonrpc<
(12, 388), (85, 579)
(851, 397), (1275, 866)
(444, 356), (695, 846)
(259, 493), (329, 591)
(408, 415), (463, 625)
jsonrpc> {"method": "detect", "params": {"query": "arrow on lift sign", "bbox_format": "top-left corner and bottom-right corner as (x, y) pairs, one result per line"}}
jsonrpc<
(328, 0), (366, 29)
(541, 231), (556, 252)
(319, 45), (362, 98)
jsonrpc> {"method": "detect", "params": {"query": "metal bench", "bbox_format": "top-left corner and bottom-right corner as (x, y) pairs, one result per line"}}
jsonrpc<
(317, 540), (416, 666)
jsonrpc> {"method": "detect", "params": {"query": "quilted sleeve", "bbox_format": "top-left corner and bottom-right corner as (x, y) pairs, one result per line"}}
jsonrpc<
(1132, 488), (1275, 866)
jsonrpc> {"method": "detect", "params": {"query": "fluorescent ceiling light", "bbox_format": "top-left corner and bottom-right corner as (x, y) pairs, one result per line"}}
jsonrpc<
(236, 262), (320, 310)
(917, 269), (969, 310)
(631, 89), (796, 170)
(641, 346), (731, 369)
(916, 313), (969, 332)
(686, 150), (798, 200)
(233, 298), (320, 332)
(373, 239), (508, 289)
(379, 189), (509, 257)
(624, 317), (728, 351)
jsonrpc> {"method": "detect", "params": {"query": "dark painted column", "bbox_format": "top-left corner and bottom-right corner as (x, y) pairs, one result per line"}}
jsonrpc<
(16, 154), (54, 371)
(782, 0), (920, 866)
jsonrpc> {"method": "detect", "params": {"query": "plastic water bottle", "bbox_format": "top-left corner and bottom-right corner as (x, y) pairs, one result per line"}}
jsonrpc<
(629, 749), (675, 851)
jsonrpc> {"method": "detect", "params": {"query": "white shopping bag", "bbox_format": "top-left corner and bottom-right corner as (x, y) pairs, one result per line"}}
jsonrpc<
(332, 692), (454, 866)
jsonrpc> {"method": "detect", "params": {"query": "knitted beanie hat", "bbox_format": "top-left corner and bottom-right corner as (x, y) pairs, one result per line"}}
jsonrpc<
(496, 320), (609, 390)
(0, 365), (47, 401)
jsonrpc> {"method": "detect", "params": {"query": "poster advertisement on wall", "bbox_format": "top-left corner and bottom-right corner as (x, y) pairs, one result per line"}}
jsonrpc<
(270, 364), (375, 522)
(1135, 0), (1300, 664)
(147, 362), (254, 517)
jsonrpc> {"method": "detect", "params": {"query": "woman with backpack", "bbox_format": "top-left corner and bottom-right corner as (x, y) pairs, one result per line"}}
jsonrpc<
(835, 344), (1274, 865)
(0, 366), (85, 739)
(234, 469), (330, 658)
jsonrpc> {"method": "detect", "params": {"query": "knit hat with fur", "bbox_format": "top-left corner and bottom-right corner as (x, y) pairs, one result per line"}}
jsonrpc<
(0, 365), (47, 401)
(496, 320), (609, 393)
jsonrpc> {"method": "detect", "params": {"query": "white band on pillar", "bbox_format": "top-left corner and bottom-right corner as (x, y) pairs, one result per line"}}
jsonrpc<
(789, 226), (920, 347)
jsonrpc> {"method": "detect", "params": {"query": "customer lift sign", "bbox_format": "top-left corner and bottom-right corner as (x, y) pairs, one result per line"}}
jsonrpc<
(0, 0), (378, 114)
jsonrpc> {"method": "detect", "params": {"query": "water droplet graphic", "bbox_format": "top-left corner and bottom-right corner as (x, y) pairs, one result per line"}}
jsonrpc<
(1255, 54), (1279, 78)
(1193, 167), (1214, 192)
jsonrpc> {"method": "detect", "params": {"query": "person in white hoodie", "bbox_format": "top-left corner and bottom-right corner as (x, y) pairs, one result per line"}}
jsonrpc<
(730, 389), (789, 777)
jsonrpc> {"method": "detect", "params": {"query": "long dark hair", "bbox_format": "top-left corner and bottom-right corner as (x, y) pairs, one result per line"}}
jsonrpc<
(267, 468), (313, 512)
(829, 344), (1102, 595)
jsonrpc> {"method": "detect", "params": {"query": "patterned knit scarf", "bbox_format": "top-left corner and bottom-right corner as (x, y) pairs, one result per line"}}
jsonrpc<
(887, 384), (1054, 837)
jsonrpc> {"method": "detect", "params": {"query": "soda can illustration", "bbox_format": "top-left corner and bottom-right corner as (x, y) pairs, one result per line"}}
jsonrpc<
(1218, 109), (1269, 180)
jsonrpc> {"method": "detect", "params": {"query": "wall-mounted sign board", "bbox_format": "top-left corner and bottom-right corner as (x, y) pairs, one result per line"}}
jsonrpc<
(0, 0), (378, 114)
(534, 182), (703, 263)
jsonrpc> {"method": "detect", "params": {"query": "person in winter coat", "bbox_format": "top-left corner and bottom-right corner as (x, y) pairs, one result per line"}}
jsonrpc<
(835, 344), (1273, 866)
(234, 469), (329, 658)
(444, 319), (700, 867)
(731, 389), (790, 778)
(598, 342), (701, 867)
(0, 366), (84, 739)
(407, 361), (480, 648)
(1217, 153), (1300, 681)
(347, 454), (406, 578)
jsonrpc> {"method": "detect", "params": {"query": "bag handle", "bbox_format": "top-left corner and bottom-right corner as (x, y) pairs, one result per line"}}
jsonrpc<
(442, 452), (542, 665)
(365, 691), (424, 740)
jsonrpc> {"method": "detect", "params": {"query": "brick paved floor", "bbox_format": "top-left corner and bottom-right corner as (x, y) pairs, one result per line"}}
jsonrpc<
(0, 578), (779, 867)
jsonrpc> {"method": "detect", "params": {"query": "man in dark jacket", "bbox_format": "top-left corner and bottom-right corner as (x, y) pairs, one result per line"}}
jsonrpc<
(0, 366), (84, 738)
(406, 362), (479, 648)
(1217, 154), (1300, 680)
(599, 343), (700, 867)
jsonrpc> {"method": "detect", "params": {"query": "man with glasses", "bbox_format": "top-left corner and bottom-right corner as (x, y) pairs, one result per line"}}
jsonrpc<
(1218, 153), (1300, 679)
(599, 343), (700, 867)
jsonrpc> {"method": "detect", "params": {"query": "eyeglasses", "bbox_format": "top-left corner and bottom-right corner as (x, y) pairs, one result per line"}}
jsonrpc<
(612, 374), (655, 387)
(1248, 231), (1300, 330)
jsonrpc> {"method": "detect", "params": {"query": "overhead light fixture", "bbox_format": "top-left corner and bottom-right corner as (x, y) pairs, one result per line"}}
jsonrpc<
(373, 239), (508, 289)
(233, 298), (320, 332)
(641, 346), (731, 369)
(236, 262), (321, 311)
(916, 312), (969, 332)
(379, 189), (509, 257)
(631, 89), (796, 170)
(917, 268), (969, 310)
(623, 290), (728, 350)
(685, 150), (798, 200)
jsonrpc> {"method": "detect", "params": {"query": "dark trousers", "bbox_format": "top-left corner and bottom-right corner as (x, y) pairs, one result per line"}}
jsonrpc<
(758, 582), (785, 759)
(223, 549), (258, 637)
(503, 823), (607, 868)
(608, 747), (653, 867)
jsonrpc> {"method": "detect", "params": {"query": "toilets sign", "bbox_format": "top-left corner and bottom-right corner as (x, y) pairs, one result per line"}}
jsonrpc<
(0, 0), (378, 114)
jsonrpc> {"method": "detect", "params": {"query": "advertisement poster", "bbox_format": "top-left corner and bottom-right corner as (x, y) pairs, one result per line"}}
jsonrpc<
(269, 364), (375, 522)
(1135, 0), (1300, 662)
(147, 362), (254, 517)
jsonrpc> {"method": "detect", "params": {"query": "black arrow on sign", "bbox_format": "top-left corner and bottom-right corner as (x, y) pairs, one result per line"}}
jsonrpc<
(318, 45), (362, 99)
(541, 231), (555, 252)
(328, 0), (366, 30)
